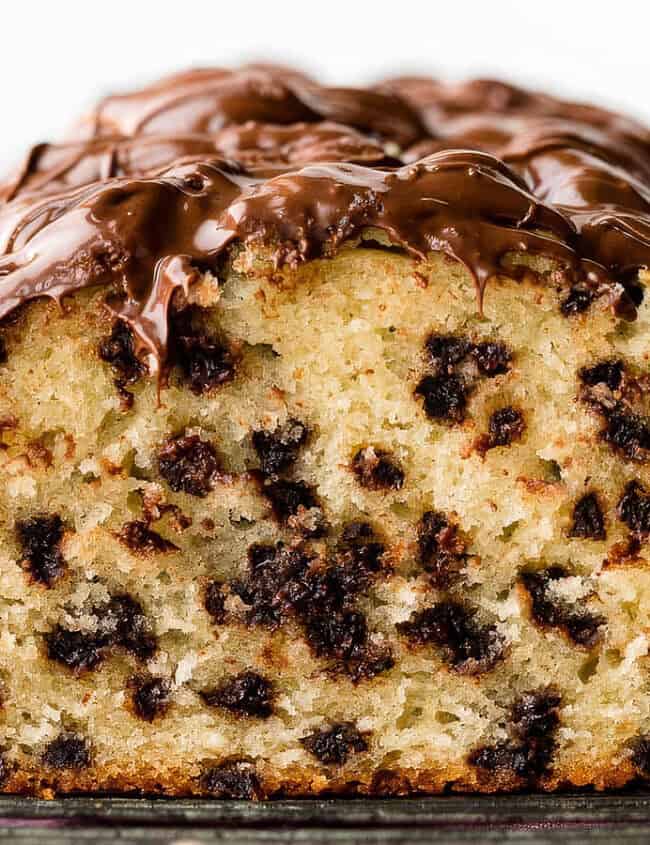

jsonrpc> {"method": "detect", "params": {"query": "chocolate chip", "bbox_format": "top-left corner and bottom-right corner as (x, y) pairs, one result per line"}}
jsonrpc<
(520, 568), (604, 647)
(158, 434), (220, 497)
(42, 733), (90, 770)
(619, 481), (650, 535)
(204, 581), (227, 623)
(344, 648), (395, 683)
(252, 418), (308, 476)
(46, 594), (156, 672)
(182, 338), (235, 394)
(202, 671), (274, 718)
(233, 527), (387, 678)
(99, 321), (145, 405)
(130, 676), (171, 722)
(262, 479), (325, 535)
(417, 511), (466, 588)
(603, 411), (650, 460)
(233, 543), (313, 628)
(0, 337), (6, 365)
(321, 524), (386, 599)
(301, 600), (387, 678)
(631, 736), (650, 777)
(98, 594), (157, 660)
(16, 514), (65, 586)
(352, 447), (404, 491)
(484, 406), (525, 450)
(561, 285), (595, 316)
(579, 360), (624, 391)
(117, 521), (178, 555)
(512, 690), (561, 739)
(472, 342), (511, 377)
(201, 760), (264, 798)
(301, 723), (368, 765)
(470, 742), (527, 776)
(415, 374), (467, 422)
(470, 690), (561, 779)
(577, 360), (650, 460)
(425, 334), (470, 371)
(45, 627), (103, 672)
(397, 602), (504, 674)
(570, 493), (606, 540)
(305, 609), (368, 661)
(171, 309), (236, 395)
(337, 522), (386, 586)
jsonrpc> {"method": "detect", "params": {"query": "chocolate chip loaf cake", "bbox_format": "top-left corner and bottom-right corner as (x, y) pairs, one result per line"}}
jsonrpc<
(1, 65), (650, 797)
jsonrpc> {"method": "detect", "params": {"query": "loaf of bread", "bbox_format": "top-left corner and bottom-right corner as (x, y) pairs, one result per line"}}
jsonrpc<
(1, 66), (650, 796)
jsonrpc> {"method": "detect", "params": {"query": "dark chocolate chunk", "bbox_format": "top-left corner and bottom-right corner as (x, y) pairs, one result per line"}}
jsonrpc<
(45, 627), (103, 672)
(425, 334), (470, 371)
(201, 760), (263, 799)
(131, 676), (172, 722)
(42, 733), (90, 770)
(577, 360), (650, 461)
(619, 481), (650, 535)
(98, 594), (157, 660)
(352, 447), (405, 491)
(262, 479), (325, 535)
(233, 542), (312, 628)
(202, 671), (274, 718)
(603, 411), (650, 461)
(512, 689), (561, 740)
(579, 360), (624, 391)
(336, 522), (386, 586)
(117, 521), (178, 554)
(485, 406), (525, 449)
(416, 511), (466, 588)
(344, 648), (395, 683)
(204, 581), (227, 624)
(301, 722), (368, 765)
(46, 594), (156, 672)
(158, 434), (220, 497)
(0, 337), (6, 365)
(171, 309), (236, 394)
(233, 526), (387, 677)
(16, 514), (66, 586)
(415, 374), (467, 422)
(470, 690), (561, 779)
(570, 493), (606, 540)
(252, 418), (308, 476)
(561, 285), (595, 316)
(305, 609), (368, 660)
(520, 567), (604, 648)
(99, 321), (146, 404)
(472, 342), (511, 376)
(397, 601), (504, 674)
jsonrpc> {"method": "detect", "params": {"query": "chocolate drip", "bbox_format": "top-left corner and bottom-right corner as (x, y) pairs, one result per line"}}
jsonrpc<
(0, 67), (649, 374)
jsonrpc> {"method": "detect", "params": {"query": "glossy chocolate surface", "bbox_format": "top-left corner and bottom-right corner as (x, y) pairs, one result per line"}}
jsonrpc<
(1, 66), (649, 369)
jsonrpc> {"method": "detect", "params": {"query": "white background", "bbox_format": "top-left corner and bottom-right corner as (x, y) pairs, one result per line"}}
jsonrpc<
(1, 0), (649, 173)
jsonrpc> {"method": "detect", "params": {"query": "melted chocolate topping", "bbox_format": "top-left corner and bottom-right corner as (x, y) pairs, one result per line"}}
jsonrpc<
(1, 66), (649, 372)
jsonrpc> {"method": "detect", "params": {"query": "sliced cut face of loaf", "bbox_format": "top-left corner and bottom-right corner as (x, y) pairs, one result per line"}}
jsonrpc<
(0, 65), (650, 796)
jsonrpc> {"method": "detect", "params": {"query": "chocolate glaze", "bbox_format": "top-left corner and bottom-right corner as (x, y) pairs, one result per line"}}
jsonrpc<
(1, 66), (649, 372)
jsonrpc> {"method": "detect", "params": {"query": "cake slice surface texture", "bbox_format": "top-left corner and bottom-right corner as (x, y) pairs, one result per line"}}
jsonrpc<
(1, 66), (650, 796)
